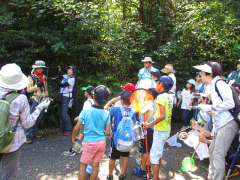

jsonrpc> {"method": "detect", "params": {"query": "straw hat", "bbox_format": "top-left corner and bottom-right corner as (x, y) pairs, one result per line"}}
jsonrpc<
(161, 64), (175, 73)
(0, 63), (29, 90)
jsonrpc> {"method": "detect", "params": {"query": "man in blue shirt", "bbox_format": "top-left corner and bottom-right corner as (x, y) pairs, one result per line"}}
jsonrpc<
(137, 57), (159, 85)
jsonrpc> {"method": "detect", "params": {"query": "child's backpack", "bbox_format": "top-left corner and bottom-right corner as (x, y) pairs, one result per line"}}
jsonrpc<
(114, 106), (135, 152)
(0, 92), (20, 153)
(215, 79), (240, 127)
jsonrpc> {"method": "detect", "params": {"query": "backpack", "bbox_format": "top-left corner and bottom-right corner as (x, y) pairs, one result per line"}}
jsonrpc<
(0, 92), (20, 153)
(114, 107), (135, 152)
(215, 79), (240, 127)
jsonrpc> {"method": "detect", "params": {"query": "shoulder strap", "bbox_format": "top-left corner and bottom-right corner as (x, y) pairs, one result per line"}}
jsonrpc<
(87, 99), (93, 106)
(4, 92), (20, 133)
(120, 106), (133, 118)
(215, 79), (223, 101)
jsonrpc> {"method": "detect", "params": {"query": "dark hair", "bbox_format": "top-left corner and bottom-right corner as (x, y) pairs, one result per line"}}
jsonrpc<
(122, 98), (131, 106)
(148, 88), (158, 99)
(185, 83), (195, 94)
(204, 61), (222, 78)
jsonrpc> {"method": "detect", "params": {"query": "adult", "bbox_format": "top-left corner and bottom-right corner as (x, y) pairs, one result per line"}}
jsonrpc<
(226, 59), (240, 88)
(137, 57), (159, 85)
(0, 63), (50, 180)
(161, 64), (176, 107)
(52, 66), (78, 136)
(193, 61), (238, 180)
(24, 60), (49, 144)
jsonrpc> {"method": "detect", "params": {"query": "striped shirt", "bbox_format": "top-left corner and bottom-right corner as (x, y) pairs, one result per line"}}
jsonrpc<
(0, 87), (40, 153)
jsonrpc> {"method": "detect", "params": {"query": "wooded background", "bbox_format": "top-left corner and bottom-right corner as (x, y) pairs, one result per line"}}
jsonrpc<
(1, 0), (240, 127)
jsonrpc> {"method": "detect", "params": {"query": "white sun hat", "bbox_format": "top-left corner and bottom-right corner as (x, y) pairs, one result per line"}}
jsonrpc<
(141, 57), (154, 63)
(193, 64), (212, 73)
(0, 63), (29, 90)
(32, 60), (47, 69)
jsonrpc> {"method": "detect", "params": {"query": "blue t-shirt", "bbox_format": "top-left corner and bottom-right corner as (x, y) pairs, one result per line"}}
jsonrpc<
(79, 105), (110, 142)
(138, 67), (159, 79)
(110, 107), (136, 136)
(139, 103), (156, 130)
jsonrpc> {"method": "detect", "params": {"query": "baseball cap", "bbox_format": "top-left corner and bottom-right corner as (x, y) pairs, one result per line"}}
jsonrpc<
(82, 86), (94, 95)
(121, 83), (135, 91)
(157, 75), (173, 90)
(193, 64), (212, 73)
(150, 71), (161, 79)
(119, 90), (132, 105)
(187, 79), (196, 86)
(93, 85), (110, 105)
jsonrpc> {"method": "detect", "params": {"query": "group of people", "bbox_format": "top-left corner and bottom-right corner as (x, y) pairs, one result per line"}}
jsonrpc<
(0, 57), (239, 180)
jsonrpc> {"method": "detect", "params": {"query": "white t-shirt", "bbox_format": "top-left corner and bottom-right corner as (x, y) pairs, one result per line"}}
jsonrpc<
(60, 75), (75, 97)
(83, 99), (94, 110)
(181, 89), (194, 109)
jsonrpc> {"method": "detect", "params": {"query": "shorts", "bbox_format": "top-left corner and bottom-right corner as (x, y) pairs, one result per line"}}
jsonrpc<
(79, 124), (85, 134)
(139, 128), (153, 153)
(80, 140), (106, 164)
(109, 137), (129, 159)
(150, 130), (170, 164)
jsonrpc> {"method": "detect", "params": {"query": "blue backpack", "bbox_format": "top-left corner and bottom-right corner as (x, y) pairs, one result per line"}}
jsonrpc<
(114, 107), (135, 152)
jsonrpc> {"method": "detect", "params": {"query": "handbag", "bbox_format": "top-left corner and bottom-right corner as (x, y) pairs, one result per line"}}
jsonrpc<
(54, 92), (63, 102)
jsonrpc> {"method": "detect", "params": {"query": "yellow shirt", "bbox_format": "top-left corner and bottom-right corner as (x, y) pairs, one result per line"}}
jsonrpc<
(154, 92), (172, 131)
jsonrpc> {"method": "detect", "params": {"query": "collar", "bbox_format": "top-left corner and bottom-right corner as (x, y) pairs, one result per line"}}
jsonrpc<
(158, 90), (168, 95)
(210, 76), (221, 85)
(92, 104), (104, 109)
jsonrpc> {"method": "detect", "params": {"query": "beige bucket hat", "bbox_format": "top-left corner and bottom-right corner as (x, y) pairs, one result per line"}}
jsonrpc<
(161, 64), (175, 73)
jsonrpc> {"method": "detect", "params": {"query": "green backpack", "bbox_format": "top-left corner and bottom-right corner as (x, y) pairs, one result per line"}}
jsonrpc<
(0, 92), (20, 153)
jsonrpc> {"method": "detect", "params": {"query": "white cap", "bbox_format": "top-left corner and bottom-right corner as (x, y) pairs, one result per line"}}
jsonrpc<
(193, 64), (212, 73)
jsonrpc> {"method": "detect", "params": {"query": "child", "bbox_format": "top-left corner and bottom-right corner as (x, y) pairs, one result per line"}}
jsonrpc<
(177, 79), (195, 130)
(63, 86), (94, 156)
(150, 71), (161, 80)
(72, 85), (111, 180)
(133, 88), (158, 178)
(143, 75), (173, 180)
(106, 90), (136, 180)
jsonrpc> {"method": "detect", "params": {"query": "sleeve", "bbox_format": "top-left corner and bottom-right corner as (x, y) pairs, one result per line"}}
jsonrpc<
(181, 89), (184, 96)
(79, 110), (86, 122)
(26, 76), (38, 93)
(106, 112), (110, 125)
(110, 107), (116, 116)
(213, 81), (235, 111)
(190, 92), (194, 99)
(138, 69), (142, 78)
(157, 94), (166, 107)
(19, 96), (41, 128)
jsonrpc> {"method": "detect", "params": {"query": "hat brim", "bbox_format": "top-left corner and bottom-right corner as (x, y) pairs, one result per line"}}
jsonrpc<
(32, 65), (47, 69)
(161, 68), (175, 73)
(0, 74), (29, 90)
(141, 60), (154, 63)
(193, 65), (212, 73)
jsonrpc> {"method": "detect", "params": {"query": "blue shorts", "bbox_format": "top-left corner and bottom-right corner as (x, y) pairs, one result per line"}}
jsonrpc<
(150, 130), (170, 164)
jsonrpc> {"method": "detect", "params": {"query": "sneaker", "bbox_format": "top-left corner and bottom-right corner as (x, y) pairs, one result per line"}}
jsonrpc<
(57, 129), (65, 133)
(118, 174), (125, 180)
(30, 133), (43, 139)
(63, 149), (76, 156)
(133, 167), (147, 177)
(25, 138), (33, 144)
(106, 175), (113, 180)
(149, 177), (160, 180)
(135, 165), (152, 172)
(63, 131), (72, 136)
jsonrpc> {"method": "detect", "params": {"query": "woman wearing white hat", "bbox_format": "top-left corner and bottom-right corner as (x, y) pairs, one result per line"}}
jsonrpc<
(0, 63), (50, 180)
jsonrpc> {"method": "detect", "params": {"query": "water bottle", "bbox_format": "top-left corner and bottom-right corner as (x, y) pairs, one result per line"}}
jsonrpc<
(132, 121), (144, 141)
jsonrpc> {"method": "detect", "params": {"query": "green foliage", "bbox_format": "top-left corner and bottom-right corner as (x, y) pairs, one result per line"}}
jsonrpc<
(1, 0), (240, 127)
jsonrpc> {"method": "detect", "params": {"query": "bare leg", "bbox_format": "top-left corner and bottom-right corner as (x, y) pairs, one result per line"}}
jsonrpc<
(141, 153), (147, 170)
(120, 157), (129, 175)
(90, 162), (99, 180)
(109, 159), (116, 176)
(152, 158), (161, 180)
(79, 163), (88, 180)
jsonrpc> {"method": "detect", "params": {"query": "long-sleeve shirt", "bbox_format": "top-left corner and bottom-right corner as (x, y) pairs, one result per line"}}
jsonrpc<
(209, 76), (234, 135)
(0, 87), (41, 153)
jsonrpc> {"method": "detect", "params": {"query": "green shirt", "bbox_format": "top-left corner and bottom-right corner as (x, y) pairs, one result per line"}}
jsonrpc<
(226, 71), (240, 84)
(154, 92), (172, 131)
